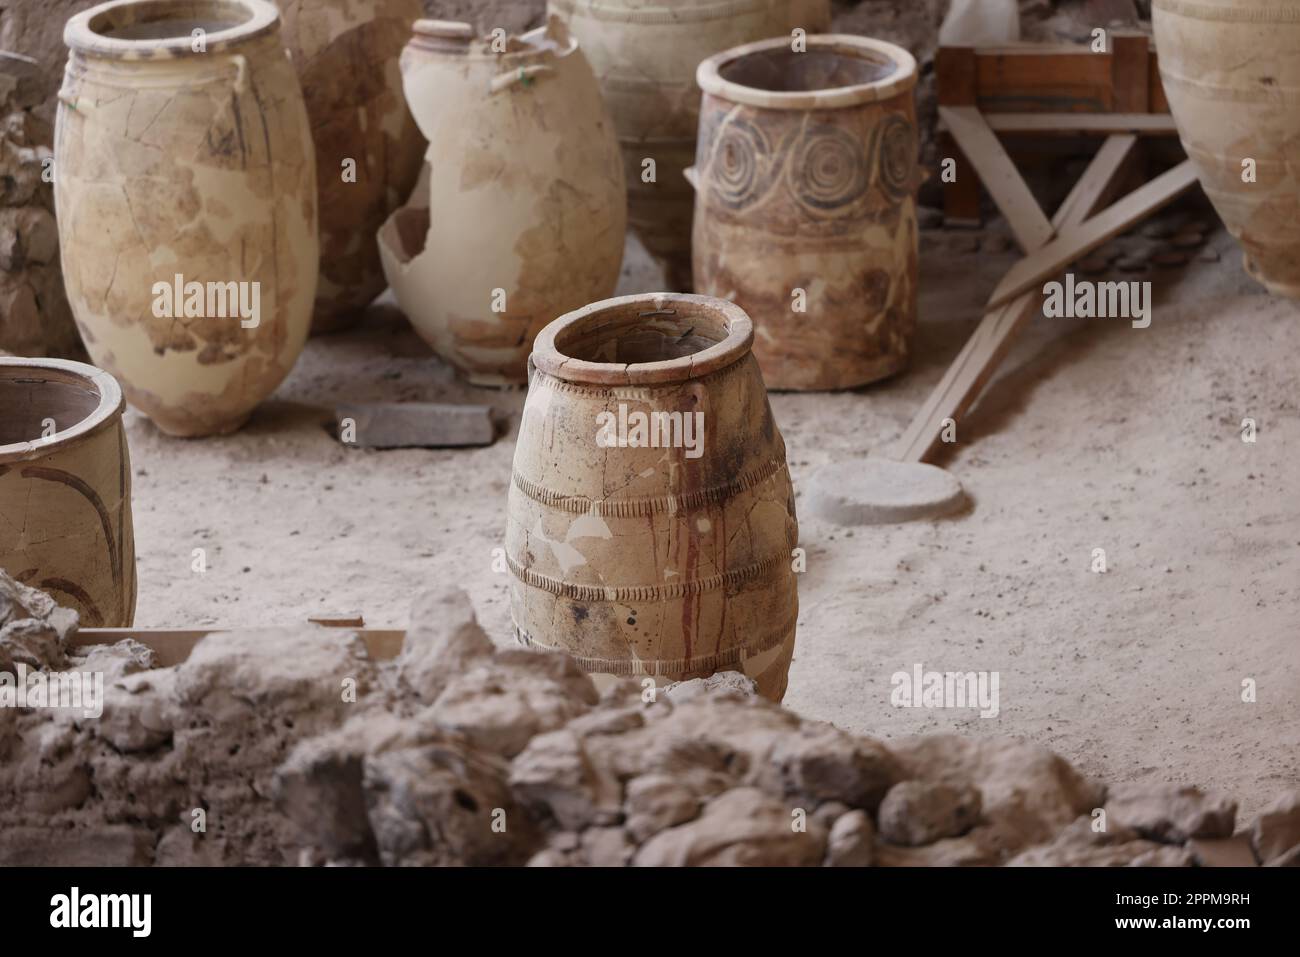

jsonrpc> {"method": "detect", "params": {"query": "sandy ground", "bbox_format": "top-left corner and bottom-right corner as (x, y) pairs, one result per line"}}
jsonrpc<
(124, 205), (1299, 821)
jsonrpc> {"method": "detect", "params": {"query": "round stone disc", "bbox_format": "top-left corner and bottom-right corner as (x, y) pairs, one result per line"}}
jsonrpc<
(805, 459), (967, 526)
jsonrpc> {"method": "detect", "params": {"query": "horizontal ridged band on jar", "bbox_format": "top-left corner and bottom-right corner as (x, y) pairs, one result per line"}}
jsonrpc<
(506, 294), (799, 701)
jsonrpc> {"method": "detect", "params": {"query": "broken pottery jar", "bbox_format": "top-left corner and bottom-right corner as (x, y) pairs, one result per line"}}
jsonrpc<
(276, 0), (425, 333)
(549, 0), (829, 290)
(505, 293), (800, 702)
(378, 18), (625, 386)
(55, 0), (318, 436)
(691, 34), (920, 391)
(1153, 0), (1300, 297)
(0, 358), (136, 626)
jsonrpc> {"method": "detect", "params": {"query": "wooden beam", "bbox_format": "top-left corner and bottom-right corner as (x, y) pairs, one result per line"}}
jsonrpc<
(935, 46), (977, 106)
(974, 113), (1177, 135)
(1110, 33), (1150, 113)
(986, 159), (1199, 309)
(894, 135), (1141, 463)
(938, 105), (1054, 253)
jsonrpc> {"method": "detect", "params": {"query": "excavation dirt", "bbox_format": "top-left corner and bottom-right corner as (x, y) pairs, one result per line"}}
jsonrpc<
(115, 210), (1299, 828)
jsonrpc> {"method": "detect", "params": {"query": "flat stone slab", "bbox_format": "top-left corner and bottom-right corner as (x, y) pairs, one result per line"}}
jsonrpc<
(806, 459), (967, 526)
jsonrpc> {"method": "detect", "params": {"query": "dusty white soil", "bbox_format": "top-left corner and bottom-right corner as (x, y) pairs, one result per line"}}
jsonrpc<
(124, 210), (1299, 821)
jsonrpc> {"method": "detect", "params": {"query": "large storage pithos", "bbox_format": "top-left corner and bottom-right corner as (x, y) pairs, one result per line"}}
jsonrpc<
(691, 34), (920, 391)
(0, 358), (136, 627)
(549, 0), (828, 289)
(505, 293), (800, 702)
(1153, 0), (1300, 297)
(55, 0), (318, 437)
(276, 0), (425, 333)
(378, 18), (625, 386)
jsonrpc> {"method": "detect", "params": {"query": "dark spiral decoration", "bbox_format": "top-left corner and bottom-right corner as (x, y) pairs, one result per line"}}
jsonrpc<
(788, 124), (871, 214)
(708, 116), (773, 211)
(878, 113), (917, 202)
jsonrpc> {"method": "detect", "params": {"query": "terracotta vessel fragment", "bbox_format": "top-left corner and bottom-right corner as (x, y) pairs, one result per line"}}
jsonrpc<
(378, 18), (625, 386)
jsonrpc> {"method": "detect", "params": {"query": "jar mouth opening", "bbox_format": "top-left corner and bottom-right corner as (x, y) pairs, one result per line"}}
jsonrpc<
(406, 17), (577, 62)
(0, 359), (124, 462)
(532, 294), (754, 386)
(66, 0), (279, 59)
(699, 34), (918, 109)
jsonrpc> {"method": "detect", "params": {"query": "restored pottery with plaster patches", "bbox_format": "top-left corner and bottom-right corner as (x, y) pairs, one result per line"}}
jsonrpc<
(691, 34), (920, 391)
(378, 18), (625, 386)
(1153, 0), (1300, 297)
(549, 0), (829, 289)
(506, 294), (799, 702)
(55, 0), (318, 436)
(276, 0), (425, 333)
(0, 358), (136, 627)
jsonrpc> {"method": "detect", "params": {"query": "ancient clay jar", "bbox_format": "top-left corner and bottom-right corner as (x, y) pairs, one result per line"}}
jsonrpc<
(378, 18), (625, 386)
(276, 0), (425, 333)
(691, 34), (920, 392)
(56, 0), (318, 436)
(1153, 0), (1300, 296)
(0, 358), (136, 627)
(506, 293), (800, 702)
(549, 0), (829, 289)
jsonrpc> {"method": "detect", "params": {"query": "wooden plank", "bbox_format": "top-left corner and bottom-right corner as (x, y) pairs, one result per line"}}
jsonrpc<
(1110, 33), (1150, 113)
(938, 105), (1054, 253)
(975, 113), (1177, 135)
(335, 402), (495, 449)
(986, 159), (1198, 309)
(75, 627), (408, 666)
(973, 48), (1113, 113)
(1149, 51), (1170, 114)
(935, 46), (977, 106)
(894, 135), (1140, 464)
(940, 131), (981, 223)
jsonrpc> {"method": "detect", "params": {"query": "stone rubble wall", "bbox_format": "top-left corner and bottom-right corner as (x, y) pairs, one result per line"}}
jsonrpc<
(2, 571), (1296, 867)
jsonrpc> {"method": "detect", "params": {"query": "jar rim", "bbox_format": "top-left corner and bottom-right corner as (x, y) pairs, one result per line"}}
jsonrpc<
(532, 294), (754, 387)
(697, 33), (918, 110)
(0, 358), (125, 464)
(65, 0), (279, 60)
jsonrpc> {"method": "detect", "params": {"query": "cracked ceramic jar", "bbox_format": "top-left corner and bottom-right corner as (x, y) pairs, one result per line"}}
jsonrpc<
(378, 18), (625, 386)
(505, 294), (799, 702)
(275, 0), (425, 333)
(0, 358), (136, 627)
(1153, 0), (1300, 297)
(691, 34), (920, 391)
(549, 0), (829, 290)
(56, 0), (318, 436)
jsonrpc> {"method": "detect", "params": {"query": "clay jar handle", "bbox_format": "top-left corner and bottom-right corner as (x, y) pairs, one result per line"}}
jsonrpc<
(489, 65), (553, 95)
